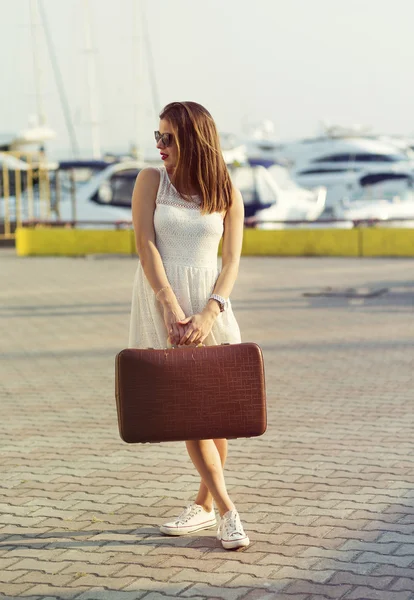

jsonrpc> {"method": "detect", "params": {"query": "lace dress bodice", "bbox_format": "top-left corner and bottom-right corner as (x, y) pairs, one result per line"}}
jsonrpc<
(154, 168), (224, 269)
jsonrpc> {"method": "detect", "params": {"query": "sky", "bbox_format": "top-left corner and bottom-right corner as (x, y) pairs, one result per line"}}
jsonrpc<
(2, 0), (414, 158)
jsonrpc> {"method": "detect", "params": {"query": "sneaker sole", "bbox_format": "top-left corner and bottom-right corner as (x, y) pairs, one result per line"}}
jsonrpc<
(220, 536), (250, 551)
(160, 520), (217, 536)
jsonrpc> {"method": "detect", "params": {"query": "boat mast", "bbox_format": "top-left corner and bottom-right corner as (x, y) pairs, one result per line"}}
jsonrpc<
(132, 0), (160, 161)
(82, 0), (101, 158)
(132, 0), (144, 161)
(30, 0), (47, 132)
(141, 0), (160, 119)
(38, 0), (80, 158)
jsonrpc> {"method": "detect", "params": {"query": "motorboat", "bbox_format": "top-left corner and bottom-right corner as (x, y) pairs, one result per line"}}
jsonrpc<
(332, 186), (414, 226)
(277, 133), (414, 211)
(241, 165), (326, 228)
(52, 160), (141, 224)
(282, 136), (413, 178)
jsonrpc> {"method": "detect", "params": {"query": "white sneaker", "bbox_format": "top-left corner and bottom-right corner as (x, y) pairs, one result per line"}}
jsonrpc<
(217, 509), (250, 550)
(159, 503), (217, 536)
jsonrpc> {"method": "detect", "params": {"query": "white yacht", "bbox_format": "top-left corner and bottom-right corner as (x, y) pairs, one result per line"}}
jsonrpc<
(53, 160), (141, 224)
(237, 165), (327, 228)
(277, 132), (414, 211)
(282, 136), (412, 180)
(332, 186), (414, 226)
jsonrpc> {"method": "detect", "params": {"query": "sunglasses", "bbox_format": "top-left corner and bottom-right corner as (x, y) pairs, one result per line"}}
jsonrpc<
(154, 131), (173, 147)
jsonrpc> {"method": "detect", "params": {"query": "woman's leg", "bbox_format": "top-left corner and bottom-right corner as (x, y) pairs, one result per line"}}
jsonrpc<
(185, 438), (235, 517)
(194, 439), (227, 511)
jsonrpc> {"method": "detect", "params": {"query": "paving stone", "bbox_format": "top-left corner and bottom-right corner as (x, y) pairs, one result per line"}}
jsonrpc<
(284, 534), (346, 550)
(159, 555), (224, 572)
(311, 559), (379, 576)
(270, 566), (335, 583)
(6, 558), (73, 573)
(345, 588), (413, 600)
(327, 571), (395, 588)
(59, 562), (126, 576)
(0, 558), (22, 569)
(20, 585), (89, 597)
(299, 547), (361, 561)
(4, 548), (68, 561)
(372, 565), (414, 578)
(391, 579), (414, 592)
(376, 532), (414, 543)
(76, 590), (147, 600)
(282, 581), (353, 598)
(238, 591), (308, 600)
(181, 584), (254, 600)
(169, 568), (237, 586)
(17, 572), (78, 586)
(139, 595), (207, 600)
(323, 527), (380, 541)
(394, 544), (414, 556)
(338, 540), (401, 553)
(123, 578), (192, 595)
(65, 574), (136, 588)
(0, 570), (29, 583)
(0, 583), (36, 595)
(355, 552), (414, 567)
(213, 562), (276, 579)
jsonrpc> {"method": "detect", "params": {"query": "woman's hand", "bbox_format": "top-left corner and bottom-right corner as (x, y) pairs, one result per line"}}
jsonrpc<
(177, 304), (220, 346)
(163, 304), (187, 346)
(156, 286), (187, 346)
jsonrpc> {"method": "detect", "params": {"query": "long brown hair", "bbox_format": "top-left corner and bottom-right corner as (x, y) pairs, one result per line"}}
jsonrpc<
(159, 101), (233, 214)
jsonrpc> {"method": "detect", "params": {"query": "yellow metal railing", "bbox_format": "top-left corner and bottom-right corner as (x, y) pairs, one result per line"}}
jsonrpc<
(0, 150), (53, 240)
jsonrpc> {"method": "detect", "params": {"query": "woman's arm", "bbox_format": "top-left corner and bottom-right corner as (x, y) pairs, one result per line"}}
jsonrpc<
(132, 168), (186, 342)
(206, 187), (245, 314)
(178, 187), (244, 344)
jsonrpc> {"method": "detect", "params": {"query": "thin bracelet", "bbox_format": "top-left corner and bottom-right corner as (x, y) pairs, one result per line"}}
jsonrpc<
(155, 285), (171, 301)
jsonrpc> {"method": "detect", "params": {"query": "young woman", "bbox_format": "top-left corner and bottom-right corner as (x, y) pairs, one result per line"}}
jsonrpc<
(128, 101), (249, 550)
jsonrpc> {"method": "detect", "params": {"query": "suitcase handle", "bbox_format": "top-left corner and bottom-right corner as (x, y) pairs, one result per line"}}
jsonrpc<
(146, 342), (205, 350)
(145, 342), (230, 350)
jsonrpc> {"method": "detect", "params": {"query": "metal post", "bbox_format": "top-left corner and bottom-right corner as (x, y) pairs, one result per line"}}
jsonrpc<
(2, 164), (10, 238)
(26, 153), (34, 220)
(54, 169), (61, 219)
(44, 162), (51, 219)
(38, 159), (45, 219)
(70, 168), (77, 224)
(14, 161), (22, 228)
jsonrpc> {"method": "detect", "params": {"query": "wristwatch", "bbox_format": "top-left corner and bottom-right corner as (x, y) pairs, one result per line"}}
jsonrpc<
(209, 294), (228, 313)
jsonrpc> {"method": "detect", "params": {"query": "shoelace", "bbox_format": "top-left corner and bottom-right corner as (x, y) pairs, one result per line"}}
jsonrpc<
(175, 504), (199, 525)
(223, 512), (244, 538)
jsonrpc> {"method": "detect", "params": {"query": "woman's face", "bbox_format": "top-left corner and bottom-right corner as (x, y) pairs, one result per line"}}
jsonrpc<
(155, 119), (177, 171)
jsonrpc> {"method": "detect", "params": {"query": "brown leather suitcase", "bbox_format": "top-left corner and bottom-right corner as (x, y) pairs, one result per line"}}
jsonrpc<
(115, 342), (267, 443)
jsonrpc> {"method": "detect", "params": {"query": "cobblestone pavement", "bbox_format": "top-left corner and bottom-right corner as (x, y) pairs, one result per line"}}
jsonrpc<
(1, 249), (414, 600)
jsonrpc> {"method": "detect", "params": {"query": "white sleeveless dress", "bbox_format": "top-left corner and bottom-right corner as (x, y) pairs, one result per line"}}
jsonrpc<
(128, 167), (242, 349)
